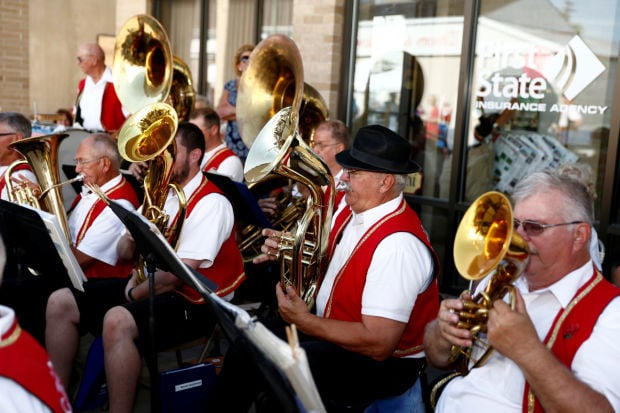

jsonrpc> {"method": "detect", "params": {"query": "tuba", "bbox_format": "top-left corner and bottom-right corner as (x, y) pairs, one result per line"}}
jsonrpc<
(236, 35), (329, 265)
(113, 15), (187, 283)
(8, 133), (84, 240)
(242, 35), (334, 309)
(450, 191), (528, 372)
(167, 56), (196, 122)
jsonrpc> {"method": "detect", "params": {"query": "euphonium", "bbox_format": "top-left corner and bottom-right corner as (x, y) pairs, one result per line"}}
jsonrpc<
(113, 14), (188, 283)
(245, 106), (334, 309)
(8, 133), (83, 240)
(117, 103), (184, 283)
(450, 191), (528, 372)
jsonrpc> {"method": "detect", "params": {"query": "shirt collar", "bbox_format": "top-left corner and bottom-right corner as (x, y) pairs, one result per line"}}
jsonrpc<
(515, 259), (594, 308)
(350, 193), (403, 229)
(81, 173), (122, 196)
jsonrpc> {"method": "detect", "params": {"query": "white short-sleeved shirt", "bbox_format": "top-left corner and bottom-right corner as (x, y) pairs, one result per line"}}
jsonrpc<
(200, 143), (244, 183)
(163, 171), (234, 268)
(69, 174), (136, 265)
(315, 195), (434, 343)
(436, 260), (620, 412)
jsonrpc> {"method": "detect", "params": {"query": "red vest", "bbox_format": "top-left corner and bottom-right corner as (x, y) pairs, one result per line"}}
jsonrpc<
(203, 147), (237, 172)
(0, 162), (33, 200)
(72, 178), (139, 279)
(169, 175), (245, 303)
(323, 198), (440, 357)
(523, 269), (620, 413)
(76, 79), (126, 133)
(0, 316), (72, 412)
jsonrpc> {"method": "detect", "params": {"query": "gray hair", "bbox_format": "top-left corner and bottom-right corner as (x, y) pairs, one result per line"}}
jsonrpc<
(90, 133), (121, 170)
(393, 173), (408, 193)
(512, 170), (593, 224)
(0, 112), (32, 137)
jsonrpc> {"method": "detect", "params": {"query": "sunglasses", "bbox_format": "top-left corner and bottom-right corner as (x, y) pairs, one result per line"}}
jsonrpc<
(513, 218), (584, 236)
(240, 55), (250, 63)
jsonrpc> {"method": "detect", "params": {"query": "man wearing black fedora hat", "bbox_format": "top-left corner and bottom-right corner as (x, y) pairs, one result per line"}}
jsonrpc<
(211, 124), (440, 412)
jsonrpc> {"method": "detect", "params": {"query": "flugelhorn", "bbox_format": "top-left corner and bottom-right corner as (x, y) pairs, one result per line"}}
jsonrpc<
(450, 191), (528, 372)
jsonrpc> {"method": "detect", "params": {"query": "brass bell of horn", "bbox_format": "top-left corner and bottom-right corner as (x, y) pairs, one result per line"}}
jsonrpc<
(167, 56), (196, 122)
(113, 14), (174, 113)
(237, 34), (304, 148)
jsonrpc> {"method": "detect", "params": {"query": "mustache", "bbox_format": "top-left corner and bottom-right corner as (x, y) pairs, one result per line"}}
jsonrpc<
(336, 181), (351, 192)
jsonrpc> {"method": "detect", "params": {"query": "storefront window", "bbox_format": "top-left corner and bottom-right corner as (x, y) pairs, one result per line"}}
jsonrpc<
(352, 1), (465, 201)
(464, 0), (618, 211)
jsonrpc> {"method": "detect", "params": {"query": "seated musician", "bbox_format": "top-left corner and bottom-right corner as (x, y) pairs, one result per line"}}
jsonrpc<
(0, 112), (38, 200)
(190, 106), (244, 182)
(45, 133), (140, 389)
(424, 171), (620, 412)
(210, 125), (440, 412)
(100, 122), (245, 412)
(0, 234), (72, 413)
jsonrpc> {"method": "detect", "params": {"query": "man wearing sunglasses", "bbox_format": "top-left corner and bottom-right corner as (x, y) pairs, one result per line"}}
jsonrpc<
(424, 171), (620, 412)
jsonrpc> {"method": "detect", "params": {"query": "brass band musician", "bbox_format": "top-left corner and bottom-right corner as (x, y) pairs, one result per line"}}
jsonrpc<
(211, 125), (440, 412)
(424, 171), (620, 412)
(101, 122), (245, 412)
(45, 133), (140, 389)
(0, 112), (38, 200)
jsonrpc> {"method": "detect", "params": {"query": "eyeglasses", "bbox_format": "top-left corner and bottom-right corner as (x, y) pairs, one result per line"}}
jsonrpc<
(240, 55), (250, 63)
(76, 55), (92, 63)
(311, 141), (340, 150)
(513, 218), (584, 236)
(342, 168), (363, 179)
(74, 157), (102, 166)
(0, 132), (16, 137)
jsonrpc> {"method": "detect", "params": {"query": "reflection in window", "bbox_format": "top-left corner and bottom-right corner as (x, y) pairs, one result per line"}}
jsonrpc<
(465, 0), (617, 206)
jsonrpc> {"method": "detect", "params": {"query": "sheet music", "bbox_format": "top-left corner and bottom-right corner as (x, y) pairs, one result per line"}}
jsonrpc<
(23, 204), (86, 291)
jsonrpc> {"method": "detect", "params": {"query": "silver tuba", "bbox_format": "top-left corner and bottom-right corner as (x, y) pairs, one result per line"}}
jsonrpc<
(242, 35), (334, 309)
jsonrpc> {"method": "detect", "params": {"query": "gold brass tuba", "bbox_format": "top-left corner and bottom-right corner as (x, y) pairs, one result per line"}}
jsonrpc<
(450, 191), (528, 372)
(236, 35), (329, 264)
(8, 133), (83, 240)
(113, 14), (187, 283)
(242, 35), (334, 309)
(167, 56), (196, 122)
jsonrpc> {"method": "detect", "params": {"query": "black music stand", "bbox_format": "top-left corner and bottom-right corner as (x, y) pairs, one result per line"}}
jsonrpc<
(0, 200), (86, 343)
(101, 199), (299, 412)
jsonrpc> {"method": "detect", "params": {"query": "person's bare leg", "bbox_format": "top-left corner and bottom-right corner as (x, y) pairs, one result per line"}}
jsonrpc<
(102, 306), (141, 413)
(45, 287), (80, 388)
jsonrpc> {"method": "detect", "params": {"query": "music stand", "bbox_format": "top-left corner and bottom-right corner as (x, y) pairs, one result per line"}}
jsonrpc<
(100, 199), (300, 412)
(0, 199), (85, 291)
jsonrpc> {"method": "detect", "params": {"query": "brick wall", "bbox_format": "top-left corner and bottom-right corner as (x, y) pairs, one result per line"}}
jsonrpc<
(292, 0), (346, 118)
(0, 0), (30, 114)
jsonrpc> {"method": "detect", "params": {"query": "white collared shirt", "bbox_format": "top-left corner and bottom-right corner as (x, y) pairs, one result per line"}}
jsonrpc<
(78, 66), (116, 131)
(200, 143), (244, 183)
(315, 195), (433, 332)
(436, 260), (620, 412)
(69, 174), (135, 265)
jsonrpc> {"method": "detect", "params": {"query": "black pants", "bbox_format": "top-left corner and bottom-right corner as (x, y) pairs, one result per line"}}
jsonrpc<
(209, 317), (424, 413)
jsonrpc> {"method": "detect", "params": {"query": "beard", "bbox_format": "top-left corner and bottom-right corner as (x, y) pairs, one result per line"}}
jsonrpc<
(170, 159), (190, 185)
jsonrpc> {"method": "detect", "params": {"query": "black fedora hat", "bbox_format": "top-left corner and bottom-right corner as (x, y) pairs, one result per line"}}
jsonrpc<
(336, 125), (420, 174)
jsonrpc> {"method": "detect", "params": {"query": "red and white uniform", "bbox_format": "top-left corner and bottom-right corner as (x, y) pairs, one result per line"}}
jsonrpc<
(0, 305), (72, 413)
(75, 67), (126, 133)
(201, 143), (244, 182)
